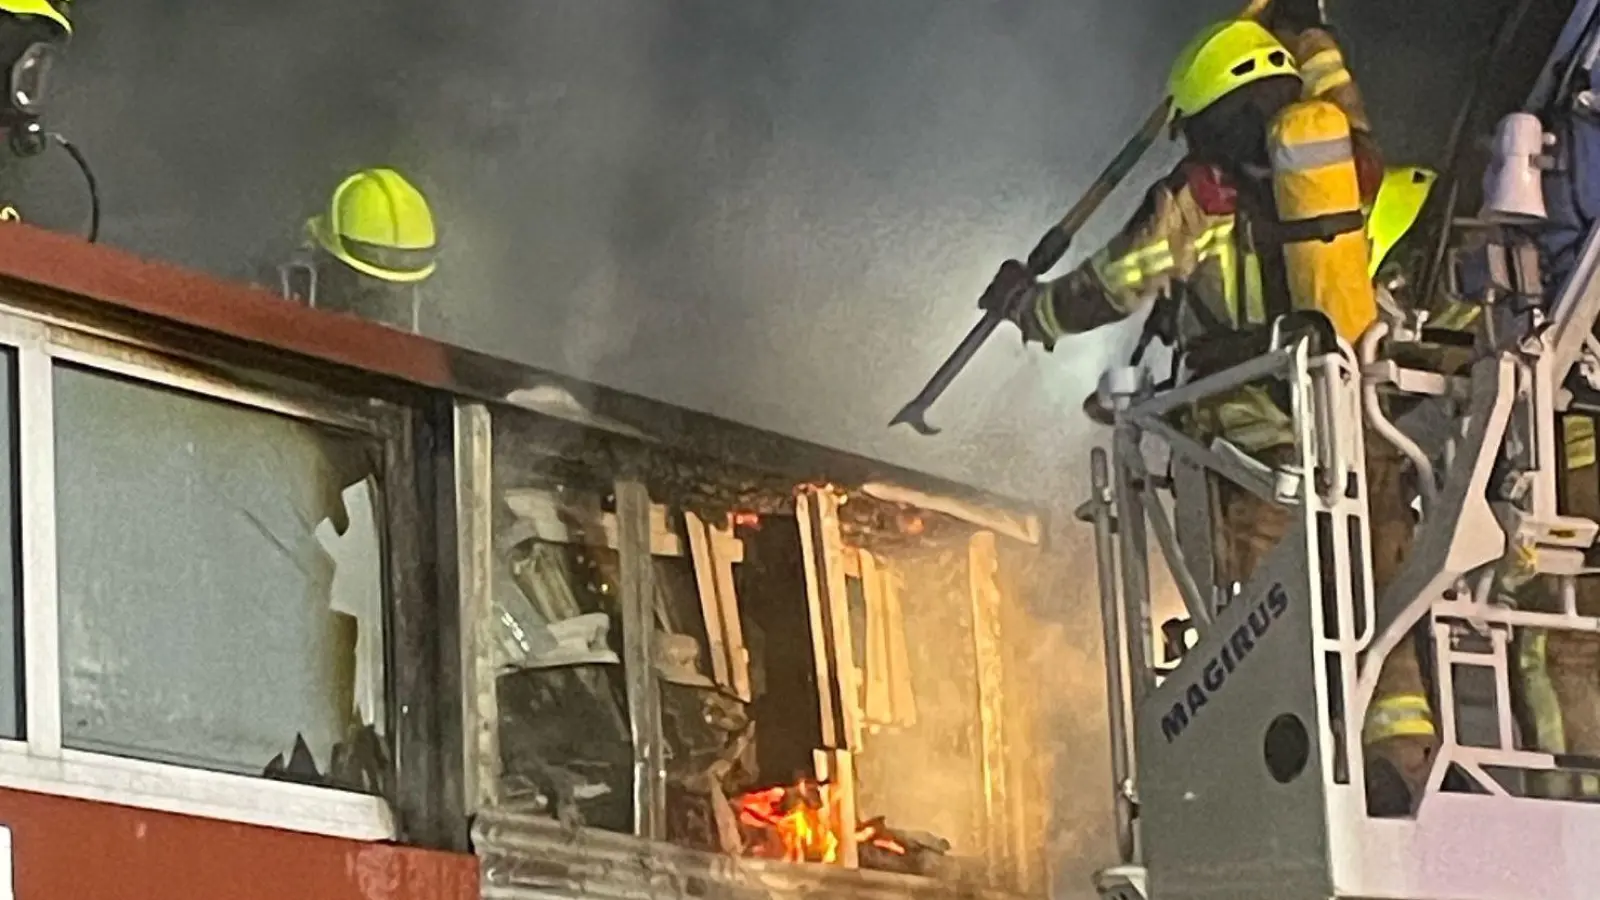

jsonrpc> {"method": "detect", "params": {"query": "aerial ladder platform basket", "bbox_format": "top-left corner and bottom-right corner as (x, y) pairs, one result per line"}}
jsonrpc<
(1085, 3), (1600, 898)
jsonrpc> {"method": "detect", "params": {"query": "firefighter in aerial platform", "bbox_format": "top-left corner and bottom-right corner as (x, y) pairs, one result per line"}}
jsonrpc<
(980, 19), (1436, 814)
(0, 0), (75, 223)
(280, 167), (439, 333)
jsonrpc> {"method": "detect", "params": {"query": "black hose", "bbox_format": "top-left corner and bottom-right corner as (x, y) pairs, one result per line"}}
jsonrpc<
(49, 131), (97, 243)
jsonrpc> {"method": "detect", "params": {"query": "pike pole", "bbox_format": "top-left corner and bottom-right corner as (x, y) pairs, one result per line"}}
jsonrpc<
(889, 0), (1286, 435)
(889, 97), (1170, 435)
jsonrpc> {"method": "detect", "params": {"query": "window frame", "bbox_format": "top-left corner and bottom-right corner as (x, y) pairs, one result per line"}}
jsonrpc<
(0, 309), (409, 841)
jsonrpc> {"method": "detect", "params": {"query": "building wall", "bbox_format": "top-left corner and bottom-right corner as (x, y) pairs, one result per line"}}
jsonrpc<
(0, 788), (479, 900)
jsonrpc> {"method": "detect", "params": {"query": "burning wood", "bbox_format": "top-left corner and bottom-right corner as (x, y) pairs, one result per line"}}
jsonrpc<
(736, 778), (842, 863)
(733, 780), (948, 876)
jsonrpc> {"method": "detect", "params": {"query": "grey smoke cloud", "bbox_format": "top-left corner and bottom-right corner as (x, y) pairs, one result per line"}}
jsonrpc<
(32, 0), (1252, 506)
(30, 0), (1505, 504)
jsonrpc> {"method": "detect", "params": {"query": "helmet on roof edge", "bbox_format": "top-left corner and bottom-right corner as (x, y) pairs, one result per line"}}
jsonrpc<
(306, 168), (438, 284)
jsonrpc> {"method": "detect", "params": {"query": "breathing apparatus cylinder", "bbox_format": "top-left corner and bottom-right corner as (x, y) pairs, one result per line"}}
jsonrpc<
(1268, 98), (1376, 343)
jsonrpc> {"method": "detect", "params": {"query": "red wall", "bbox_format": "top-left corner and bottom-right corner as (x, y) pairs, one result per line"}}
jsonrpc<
(0, 788), (479, 900)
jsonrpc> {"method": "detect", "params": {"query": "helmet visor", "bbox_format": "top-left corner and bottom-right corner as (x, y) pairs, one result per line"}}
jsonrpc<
(10, 40), (55, 113)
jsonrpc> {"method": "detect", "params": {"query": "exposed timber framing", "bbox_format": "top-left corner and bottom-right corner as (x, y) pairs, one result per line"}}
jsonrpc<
(684, 511), (751, 701)
(856, 550), (915, 730)
(968, 530), (1014, 886)
(796, 492), (841, 750)
(501, 488), (683, 556)
(798, 486), (861, 868)
(456, 401), (499, 815)
(816, 490), (864, 752)
(616, 477), (666, 840)
(815, 747), (860, 869)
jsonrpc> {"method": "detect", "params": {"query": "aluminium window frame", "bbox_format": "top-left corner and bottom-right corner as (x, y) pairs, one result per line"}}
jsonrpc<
(0, 307), (412, 841)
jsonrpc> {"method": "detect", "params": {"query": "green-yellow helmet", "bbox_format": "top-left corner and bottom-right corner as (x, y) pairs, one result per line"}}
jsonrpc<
(307, 168), (437, 284)
(1366, 166), (1438, 279)
(1167, 19), (1298, 124)
(0, 0), (69, 35)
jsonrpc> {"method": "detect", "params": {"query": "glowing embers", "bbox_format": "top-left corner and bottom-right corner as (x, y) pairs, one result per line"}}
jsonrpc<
(734, 779), (925, 871)
(737, 778), (843, 863)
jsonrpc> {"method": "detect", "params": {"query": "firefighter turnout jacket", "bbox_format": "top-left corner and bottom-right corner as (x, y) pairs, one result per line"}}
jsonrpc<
(1026, 141), (1381, 453)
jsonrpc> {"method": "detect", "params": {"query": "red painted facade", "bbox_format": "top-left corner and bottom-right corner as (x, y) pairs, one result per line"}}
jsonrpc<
(0, 788), (479, 900)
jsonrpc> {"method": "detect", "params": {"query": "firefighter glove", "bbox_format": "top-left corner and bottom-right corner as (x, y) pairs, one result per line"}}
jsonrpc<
(979, 259), (1051, 347)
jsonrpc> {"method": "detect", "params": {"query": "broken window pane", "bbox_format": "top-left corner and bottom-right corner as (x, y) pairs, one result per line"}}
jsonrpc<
(53, 364), (387, 793)
(0, 350), (18, 741)
(491, 435), (634, 831)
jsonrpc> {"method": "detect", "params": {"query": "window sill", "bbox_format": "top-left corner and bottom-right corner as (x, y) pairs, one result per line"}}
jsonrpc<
(0, 740), (395, 841)
(473, 807), (1036, 900)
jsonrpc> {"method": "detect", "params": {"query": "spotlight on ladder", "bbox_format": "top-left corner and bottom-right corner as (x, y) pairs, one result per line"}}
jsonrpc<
(1481, 112), (1552, 224)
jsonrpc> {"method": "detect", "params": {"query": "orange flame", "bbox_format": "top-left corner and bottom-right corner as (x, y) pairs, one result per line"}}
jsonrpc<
(735, 781), (912, 865)
(736, 779), (842, 863)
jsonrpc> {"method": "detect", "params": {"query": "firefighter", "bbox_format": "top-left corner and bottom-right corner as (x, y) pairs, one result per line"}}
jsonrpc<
(981, 18), (1434, 814)
(281, 167), (439, 332)
(1251, 0), (1377, 151)
(1506, 420), (1600, 798)
(0, 0), (72, 220)
(1408, 334), (1600, 803)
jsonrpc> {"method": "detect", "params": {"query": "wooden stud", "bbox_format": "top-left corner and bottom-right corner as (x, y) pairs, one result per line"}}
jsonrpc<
(616, 477), (666, 840)
(795, 493), (839, 749)
(969, 529), (1014, 885)
(684, 512), (733, 690)
(814, 490), (863, 751)
(454, 402), (498, 821)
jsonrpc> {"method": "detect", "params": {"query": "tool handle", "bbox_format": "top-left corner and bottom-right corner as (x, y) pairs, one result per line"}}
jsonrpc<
(889, 314), (1003, 435)
(890, 97), (1172, 435)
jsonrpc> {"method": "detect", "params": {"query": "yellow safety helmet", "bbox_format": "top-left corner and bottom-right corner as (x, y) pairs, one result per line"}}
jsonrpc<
(0, 0), (69, 35)
(1168, 19), (1299, 124)
(307, 167), (438, 284)
(1366, 166), (1438, 279)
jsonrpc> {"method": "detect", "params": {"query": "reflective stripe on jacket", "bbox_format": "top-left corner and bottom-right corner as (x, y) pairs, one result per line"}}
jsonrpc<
(1031, 165), (1294, 451)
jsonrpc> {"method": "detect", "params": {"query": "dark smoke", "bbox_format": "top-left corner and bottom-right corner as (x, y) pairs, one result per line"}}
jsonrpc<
(23, 0), (1523, 500)
(21, 0), (1249, 507)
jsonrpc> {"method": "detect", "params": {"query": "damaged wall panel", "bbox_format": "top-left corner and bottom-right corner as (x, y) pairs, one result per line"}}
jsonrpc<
(468, 398), (1055, 895)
